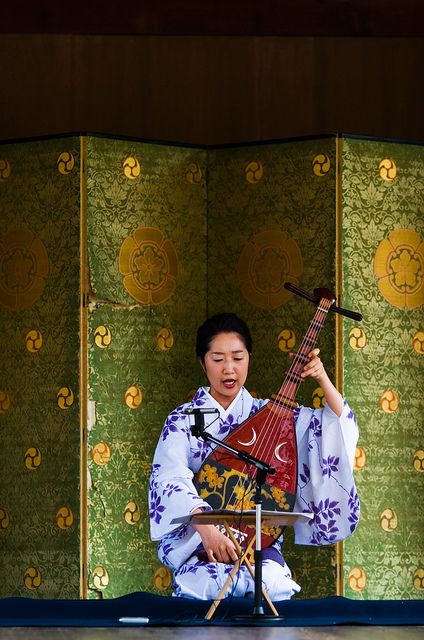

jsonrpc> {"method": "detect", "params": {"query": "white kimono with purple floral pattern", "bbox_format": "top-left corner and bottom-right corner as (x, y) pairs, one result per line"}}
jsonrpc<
(149, 386), (359, 600)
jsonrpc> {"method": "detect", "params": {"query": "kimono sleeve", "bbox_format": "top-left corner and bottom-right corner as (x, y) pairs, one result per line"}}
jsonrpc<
(293, 400), (360, 545)
(149, 408), (211, 541)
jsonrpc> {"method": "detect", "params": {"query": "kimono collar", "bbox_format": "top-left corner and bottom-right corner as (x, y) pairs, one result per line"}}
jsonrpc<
(194, 386), (253, 422)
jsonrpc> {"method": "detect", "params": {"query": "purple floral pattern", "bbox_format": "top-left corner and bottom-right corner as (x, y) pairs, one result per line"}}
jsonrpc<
(299, 462), (311, 485)
(164, 483), (183, 498)
(161, 411), (181, 441)
(308, 498), (342, 544)
(348, 485), (360, 533)
(322, 455), (340, 477)
(149, 493), (165, 525)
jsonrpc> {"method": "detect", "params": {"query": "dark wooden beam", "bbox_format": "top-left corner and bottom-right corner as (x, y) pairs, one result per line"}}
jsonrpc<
(2, 0), (424, 36)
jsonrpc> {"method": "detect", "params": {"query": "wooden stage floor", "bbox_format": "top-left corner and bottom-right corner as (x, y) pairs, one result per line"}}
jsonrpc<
(0, 626), (423, 640)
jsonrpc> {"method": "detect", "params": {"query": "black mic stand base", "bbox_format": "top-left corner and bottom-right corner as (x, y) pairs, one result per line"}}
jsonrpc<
(231, 614), (285, 623)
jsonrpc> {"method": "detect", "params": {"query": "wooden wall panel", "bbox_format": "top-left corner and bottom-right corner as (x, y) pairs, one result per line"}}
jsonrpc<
(0, 36), (424, 145)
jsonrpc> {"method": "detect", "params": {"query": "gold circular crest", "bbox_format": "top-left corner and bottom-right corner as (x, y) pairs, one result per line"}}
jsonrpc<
(380, 508), (398, 532)
(347, 566), (366, 592)
(153, 565), (173, 591)
(0, 390), (11, 413)
(24, 567), (42, 590)
(413, 450), (424, 472)
(374, 229), (424, 309)
(91, 442), (111, 466)
(238, 229), (303, 309)
(349, 327), (366, 350)
(24, 447), (41, 470)
(312, 387), (325, 409)
(0, 228), (49, 310)
(0, 159), (11, 181)
(156, 327), (174, 351)
(277, 329), (296, 352)
(56, 506), (74, 530)
(380, 389), (399, 413)
(185, 163), (202, 184)
(354, 446), (367, 471)
(92, 565), (109, 590)
(119, 227), (179, 305)
(413, 568), (424, 591)
(312, 154), (331, 176)
(26, 329), (43, 353)
(412, 331), (424, 355)
(57, 387), (74, 409)
(124, 501), (141, 525)
(0, 508), (10, 529)
(379, 158), (397, 182)
(94, 325), (112, 349)
(245, 161), (264, 184)
(125, 385), (143, 408)
(57, 152), (75, 175)
(123, 156), (141, 180)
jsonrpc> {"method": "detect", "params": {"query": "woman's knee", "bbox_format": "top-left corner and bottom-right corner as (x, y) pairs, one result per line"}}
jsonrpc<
(262, 560), (300, 600)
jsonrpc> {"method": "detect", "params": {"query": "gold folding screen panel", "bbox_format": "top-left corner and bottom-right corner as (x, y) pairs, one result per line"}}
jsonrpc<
(85, 137), (208, 597)
(206, 139), (339, 596)
(341, 137), (424, 599)
(0, 137), (81, 597)
(0, 134), (422, 600)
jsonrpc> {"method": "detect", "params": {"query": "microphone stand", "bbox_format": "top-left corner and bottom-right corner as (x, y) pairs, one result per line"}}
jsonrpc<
(186, 408), (283, 619)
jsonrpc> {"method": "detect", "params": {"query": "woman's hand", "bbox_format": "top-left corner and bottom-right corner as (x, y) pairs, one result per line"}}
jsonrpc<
(192, 511), (239, 563)
(299, 348), (326, 382)
(290, 348), (343, 416)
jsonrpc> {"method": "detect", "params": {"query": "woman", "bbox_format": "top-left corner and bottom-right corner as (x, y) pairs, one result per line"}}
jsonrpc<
(149, 313), (359, 600)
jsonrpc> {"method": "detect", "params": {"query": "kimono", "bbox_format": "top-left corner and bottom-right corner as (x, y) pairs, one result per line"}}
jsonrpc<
(149, 386), (359, 600)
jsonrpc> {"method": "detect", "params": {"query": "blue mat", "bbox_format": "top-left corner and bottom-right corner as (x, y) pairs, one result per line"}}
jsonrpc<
(0, 592), (423, 626)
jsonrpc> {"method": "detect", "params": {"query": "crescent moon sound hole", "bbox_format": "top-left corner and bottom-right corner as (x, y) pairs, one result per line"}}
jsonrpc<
(237, 428), (257, 447)
(275, 442), (287, 463)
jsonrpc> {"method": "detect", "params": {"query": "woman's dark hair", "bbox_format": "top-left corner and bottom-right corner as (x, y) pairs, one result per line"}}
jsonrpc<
(196, 313), (252, 362)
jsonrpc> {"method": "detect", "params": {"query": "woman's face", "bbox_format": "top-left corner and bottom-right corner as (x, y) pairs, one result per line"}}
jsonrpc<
(201, 331), (250, 409)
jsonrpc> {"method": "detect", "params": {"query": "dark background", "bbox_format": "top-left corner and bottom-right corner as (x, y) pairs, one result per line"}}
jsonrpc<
(1, 0), (424, 145)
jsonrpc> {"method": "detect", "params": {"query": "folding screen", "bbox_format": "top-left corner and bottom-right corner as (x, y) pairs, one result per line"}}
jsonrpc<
(0, 133), (422, 601)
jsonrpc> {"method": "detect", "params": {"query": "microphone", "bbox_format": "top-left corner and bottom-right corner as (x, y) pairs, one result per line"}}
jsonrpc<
(184, 407), (219, 415)
(184, 407), (219, 438)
